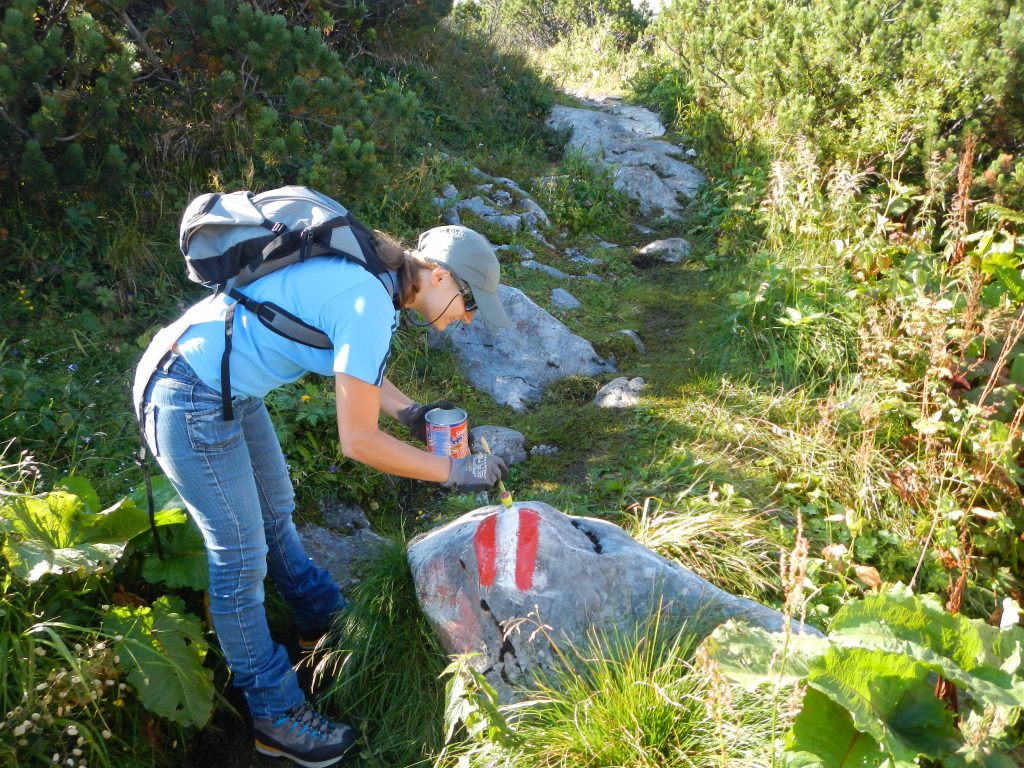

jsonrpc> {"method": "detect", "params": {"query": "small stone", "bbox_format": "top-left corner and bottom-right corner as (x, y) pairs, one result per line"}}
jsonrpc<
(618, 329), (647, 355)
(594, 376), (647, 408)
(638, 238), (693, 263)
(521, 260), (571, 280)
(550, 288), (582, 310)
(530, 444), (559, 457)
(469, 426), (527, 465)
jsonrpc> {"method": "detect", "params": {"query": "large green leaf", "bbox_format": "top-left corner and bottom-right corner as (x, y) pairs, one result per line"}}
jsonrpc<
(829, 590), (1024, 707)
(706, 621), (828, 692)
(784, 688), (890, 768)
(0, 476), (186, 582)
(807, 647), (960, 763)
(102, 596), (214, 728)
(142, 519), (209, 590)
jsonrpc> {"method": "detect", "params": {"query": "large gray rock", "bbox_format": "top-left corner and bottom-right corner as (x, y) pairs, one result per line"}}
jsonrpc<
(547, 103), (705, 219)
(408, 501), (813, 702)
(428, 286), (614, 411)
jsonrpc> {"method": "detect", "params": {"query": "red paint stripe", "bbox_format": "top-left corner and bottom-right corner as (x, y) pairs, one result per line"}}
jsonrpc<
(515, 507), (541, 591)
(474, 514), (497, 587)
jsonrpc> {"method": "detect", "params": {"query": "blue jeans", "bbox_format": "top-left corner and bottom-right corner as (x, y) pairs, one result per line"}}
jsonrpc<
(140, 352), (343, 720)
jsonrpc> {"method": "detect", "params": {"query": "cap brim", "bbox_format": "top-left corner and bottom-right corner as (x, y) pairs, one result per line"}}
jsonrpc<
(471, 286), (511, 328)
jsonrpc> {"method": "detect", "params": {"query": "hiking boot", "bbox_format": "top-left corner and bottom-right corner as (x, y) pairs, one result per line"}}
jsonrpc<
(297, 631), (326, 654)
(253, 700), (356, 768)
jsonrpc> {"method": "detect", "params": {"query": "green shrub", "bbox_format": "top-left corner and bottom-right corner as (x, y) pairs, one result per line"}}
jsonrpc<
(652, 0), (1024, 175)
(0, 1), (140, 204)
(465, 0), (650, 49)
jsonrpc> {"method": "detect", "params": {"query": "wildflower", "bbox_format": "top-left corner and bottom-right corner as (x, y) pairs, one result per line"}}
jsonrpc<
(101, 729), (111, 739)
(328, 464), (338, 473)
(66, 725), (78, 736)
(300, 394), (311, 403)
(52, 754), (59, 763)
(14, 723), (26, 736)
(73, 749), (82, 757)
(68, 363), (78, 373)
(34, 647), (46, 656)
(66, 759), (75, 767)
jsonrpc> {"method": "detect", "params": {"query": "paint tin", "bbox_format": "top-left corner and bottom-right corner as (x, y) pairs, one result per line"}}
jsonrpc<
(425, 407), (470, 459)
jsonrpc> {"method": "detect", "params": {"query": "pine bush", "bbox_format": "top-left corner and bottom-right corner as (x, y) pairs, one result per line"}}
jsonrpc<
(652, 0), (1024, 174)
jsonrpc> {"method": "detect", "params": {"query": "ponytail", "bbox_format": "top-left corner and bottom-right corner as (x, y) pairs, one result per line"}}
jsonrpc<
(371, 230), (431, 309)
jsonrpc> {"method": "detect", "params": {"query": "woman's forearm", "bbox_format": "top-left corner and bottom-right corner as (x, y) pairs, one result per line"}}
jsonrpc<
(378, 377), (412, 420)
(339, 427), (450, 482)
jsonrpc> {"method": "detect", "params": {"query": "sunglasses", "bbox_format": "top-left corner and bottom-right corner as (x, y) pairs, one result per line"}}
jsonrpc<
(450, 271), (477, 313)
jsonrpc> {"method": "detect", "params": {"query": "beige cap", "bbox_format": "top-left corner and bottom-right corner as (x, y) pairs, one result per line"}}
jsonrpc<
(414, 226), (511, 327)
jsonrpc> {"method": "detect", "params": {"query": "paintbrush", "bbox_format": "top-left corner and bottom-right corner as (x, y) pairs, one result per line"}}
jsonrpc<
(479, 437), (514, 510)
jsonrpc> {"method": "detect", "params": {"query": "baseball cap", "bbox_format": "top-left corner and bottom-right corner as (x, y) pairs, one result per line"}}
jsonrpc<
(414, 225), (511, 327)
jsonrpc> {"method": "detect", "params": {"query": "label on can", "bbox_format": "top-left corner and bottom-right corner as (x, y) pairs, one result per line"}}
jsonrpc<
(425, 407), (469, 459)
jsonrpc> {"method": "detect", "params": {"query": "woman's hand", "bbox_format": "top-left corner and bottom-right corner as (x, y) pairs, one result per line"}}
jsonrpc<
(443, 454), (509, 491)
(396, 400), (457, 444)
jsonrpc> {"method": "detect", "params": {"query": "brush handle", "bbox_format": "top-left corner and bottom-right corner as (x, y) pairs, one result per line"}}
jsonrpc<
(479, 437), (514, 509)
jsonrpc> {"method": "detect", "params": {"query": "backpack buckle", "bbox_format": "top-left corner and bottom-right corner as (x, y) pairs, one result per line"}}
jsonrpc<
(271, 221), (287, 234)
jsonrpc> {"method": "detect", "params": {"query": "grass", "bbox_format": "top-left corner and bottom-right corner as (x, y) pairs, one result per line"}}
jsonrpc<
(4, 1), (1024, 765)
(437, 615), (775, 768)
(312, 539), (448, 767)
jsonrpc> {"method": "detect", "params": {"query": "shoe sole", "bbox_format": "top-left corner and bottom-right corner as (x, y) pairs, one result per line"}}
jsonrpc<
(255, 740), (352, 768)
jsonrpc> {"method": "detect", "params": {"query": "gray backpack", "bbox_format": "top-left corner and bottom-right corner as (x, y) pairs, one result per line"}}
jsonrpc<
(178, 185), (394, 419)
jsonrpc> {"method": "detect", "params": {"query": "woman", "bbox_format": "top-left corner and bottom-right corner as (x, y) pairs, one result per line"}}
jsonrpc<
(133, 224), (510, 768)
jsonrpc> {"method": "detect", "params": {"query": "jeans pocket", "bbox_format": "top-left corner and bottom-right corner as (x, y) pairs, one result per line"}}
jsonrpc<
(142, 403), (160, 457)
(186, 404), (243, 452)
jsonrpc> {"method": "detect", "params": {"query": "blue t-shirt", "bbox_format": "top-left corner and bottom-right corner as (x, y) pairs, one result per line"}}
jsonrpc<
(175, 258), (399, 398)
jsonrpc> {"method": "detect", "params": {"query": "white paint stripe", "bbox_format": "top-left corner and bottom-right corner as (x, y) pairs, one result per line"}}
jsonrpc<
(493, 503), (519, 590)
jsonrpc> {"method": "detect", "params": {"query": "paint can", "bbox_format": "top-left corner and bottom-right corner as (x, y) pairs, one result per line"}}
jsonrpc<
(425, 407), (470, 459)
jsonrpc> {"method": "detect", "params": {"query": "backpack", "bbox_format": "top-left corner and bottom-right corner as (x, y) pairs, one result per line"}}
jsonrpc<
(178, 185), (395, 420)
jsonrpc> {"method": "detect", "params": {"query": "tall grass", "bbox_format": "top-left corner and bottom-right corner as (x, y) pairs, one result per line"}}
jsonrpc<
(437, 615), (774, 767)
(313, 538), (448, 766)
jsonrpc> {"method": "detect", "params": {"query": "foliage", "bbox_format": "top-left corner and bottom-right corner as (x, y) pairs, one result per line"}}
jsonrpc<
(625, 490), (780, 600)
(709, 587), (1024, 764)
(0, 0), (140, 202)
(0, 476), (184, 583)
(315, 539), (448, 765)
(533, 148), (632, 238)
(437, 616), (776, 767)
(652, 0), (1024, 176)
(102, 596), (214, 728)
(0, 472), (215, 764)
(461, 0), (650, 49)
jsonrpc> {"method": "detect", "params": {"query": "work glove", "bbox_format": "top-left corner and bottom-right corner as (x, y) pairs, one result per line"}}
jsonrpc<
(397, 400), (456, 444)
(443, 453), (509, 492)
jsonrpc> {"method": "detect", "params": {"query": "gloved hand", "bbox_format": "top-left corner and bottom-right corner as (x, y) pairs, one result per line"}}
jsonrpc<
(397, 400), (456, 444)
(443, 453), (509, 492)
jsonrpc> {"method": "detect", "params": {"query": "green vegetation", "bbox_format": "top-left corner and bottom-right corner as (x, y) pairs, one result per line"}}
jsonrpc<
(3, 0), (1024, 765)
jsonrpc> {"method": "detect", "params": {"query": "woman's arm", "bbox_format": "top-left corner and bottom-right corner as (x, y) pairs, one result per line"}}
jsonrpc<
(335, 372), (450, 482)
(378, 377), (413, 420)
